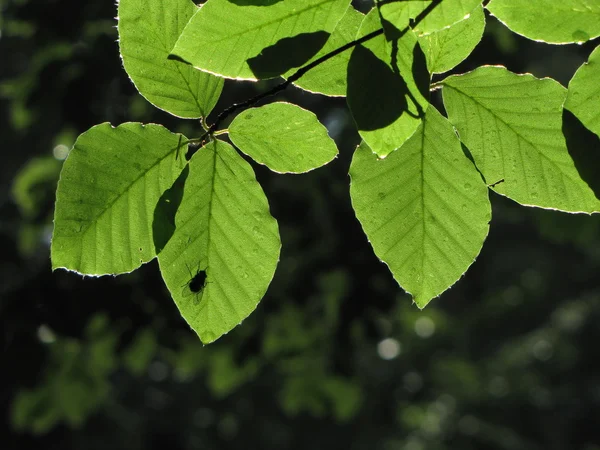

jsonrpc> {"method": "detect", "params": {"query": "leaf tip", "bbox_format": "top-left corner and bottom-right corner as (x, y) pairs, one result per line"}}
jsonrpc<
(198, 329), (218, 345)
(413, 296), (432, 310)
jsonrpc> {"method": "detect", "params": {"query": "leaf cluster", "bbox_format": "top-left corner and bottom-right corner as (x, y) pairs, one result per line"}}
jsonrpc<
(52, 0), (600, 342)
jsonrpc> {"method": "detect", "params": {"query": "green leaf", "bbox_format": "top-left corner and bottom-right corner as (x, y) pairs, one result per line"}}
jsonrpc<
(349, 107), (491, 307)
(346, 9), (430, 158)
(378, 0), (482, 36)
(157, 140), (280, 343)
(442, 66), (600, 213)
(565, 45), (600, 139)
(171, 0), (350, 80)
(228, 102), (338, 173)
(418, 4), (485, 74)
(118, 0), (224, 118)
(52, 123), (187, 275)
(486, 0), (600, 44)
(11, 315), (118, 433)
(291, 6), (364, 97)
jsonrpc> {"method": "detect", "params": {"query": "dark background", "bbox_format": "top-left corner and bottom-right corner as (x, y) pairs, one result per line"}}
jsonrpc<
(2, 0), (600, 449)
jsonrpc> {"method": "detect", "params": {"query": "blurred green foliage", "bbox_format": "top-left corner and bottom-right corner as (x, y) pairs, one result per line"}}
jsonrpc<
(2, 0), (600, 449)
(11, 315), (119, 433)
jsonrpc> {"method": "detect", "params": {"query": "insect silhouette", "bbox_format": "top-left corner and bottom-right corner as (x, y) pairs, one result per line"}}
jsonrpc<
(189, 269), (207, 293)
(182, 264), (208, 304)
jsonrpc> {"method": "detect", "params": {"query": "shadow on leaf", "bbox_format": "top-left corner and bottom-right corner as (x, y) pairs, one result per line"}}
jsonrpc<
(384, 16), (429, 113)
(562, 109), (600, 201)
(411, 42), (430, 101)
(167, 53), (191, 65)
(247, 31), (330, 79)
(153, 165), (189, 255)
(346, 44), (410, 131)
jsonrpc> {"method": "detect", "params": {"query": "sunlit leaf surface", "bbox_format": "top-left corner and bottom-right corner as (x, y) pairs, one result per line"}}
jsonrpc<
(350, 107), (491, 307)
(443, 66), (600, 213)
(52, 123), (187, 275)
(118, 0), (223, 118)
(418, 4), (485, 74)
(486, 0), (600, 44)
(171, 0), (350, 80)
(229, 102), (338, 173)
(158, 140), (281, 343)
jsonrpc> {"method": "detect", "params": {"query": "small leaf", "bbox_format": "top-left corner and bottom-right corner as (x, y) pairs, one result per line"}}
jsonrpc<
(418, 4), (485, 74)
(118, 0), (224, 118)
(171, 0), (350, 80)
(486, 0), (600, 44)
(442, 66), (600, 213)
(52, 123), (187, 275)
(565, 45), (600, 139)
(379, 0), (482, 36)
(157, 140), (281, 343)
(346, 9), (430, 158)
(350, 107), (491, 307)
(229, 102), (338, 173)
(291, 6), (364, 97)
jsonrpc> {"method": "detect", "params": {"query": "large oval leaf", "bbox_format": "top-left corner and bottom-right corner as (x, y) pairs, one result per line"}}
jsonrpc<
(418, 4), (485, 74)
(52, 123), (187, 275)
(565, 45), (600, 139)
(486, 0), (600, 44)
(228, 102), (338, 173)
(346, 9), (430, 158)
(157, 140), (281, 343)
(118, 0), (224, 118)
(171, 0), (350, 80)
(350, 107), (491, 307)
(442, 66), (600, 213)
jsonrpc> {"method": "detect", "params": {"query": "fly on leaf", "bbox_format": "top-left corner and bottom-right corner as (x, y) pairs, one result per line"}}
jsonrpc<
(182, 264), (208, 304)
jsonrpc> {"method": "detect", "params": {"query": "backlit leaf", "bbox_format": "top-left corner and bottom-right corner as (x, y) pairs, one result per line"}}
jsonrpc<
(157, 140), (280, 343)
(486, 0), (600, 44)
(442, 66), (600, 213)
(52, 123), (187, 275)
(171, 0), (350, 80)
(350, 107), (491, 307)
(346, 9), (430, 158)
(418, 4), (485, 74)
(118, 0), (223, 118)
(229, 102), (338, 173)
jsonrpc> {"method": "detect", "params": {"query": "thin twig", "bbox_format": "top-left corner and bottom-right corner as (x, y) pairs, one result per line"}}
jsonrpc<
(204, 27), (384, 137)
